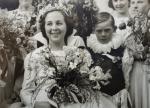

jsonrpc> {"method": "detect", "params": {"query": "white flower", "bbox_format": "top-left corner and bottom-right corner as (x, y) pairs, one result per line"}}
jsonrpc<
(95, 66), (103, 72)
(93, 81), (101, 90)
(69, 62), (77, 70)
(89, 66), (104, 81)
(136, 43), (144, 52)
(16, 37), (22, 44)
(80, 63), (90, 74)
(47, 68), (56, 77)
(75, 51), (80, 56)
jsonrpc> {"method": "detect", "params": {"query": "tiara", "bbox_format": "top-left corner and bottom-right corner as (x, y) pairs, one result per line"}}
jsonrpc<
(36, 4), (72, 31)
(38, 4), (72, 18)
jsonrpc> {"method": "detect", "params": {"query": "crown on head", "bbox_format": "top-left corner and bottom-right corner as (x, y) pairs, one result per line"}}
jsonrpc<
(38, 4), (72, 19)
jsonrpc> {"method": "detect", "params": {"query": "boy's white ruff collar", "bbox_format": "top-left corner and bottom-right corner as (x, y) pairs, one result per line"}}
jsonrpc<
(87, 33), (123, 54)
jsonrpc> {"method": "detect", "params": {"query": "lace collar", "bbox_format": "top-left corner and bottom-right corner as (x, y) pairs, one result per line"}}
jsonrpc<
(87, 33), (123, 54)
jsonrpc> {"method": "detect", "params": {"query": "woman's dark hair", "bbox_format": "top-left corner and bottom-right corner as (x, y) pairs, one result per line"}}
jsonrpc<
(108, 0), (130, 10)
(93, 12), (116, 31)
(39, 8), (74, 45)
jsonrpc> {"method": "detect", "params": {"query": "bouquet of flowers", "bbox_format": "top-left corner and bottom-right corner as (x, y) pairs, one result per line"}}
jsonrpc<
(44, 47), (91, 105)
(0, 9), (23, 51)
(40, 46), (111, 106)
(89, 66), (112, 90)
(0, 9), (36, 56)
(120, 11), (150, 64)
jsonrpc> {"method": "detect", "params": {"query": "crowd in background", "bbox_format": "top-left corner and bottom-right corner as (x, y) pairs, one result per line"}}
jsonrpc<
(0, 0), (150, 108)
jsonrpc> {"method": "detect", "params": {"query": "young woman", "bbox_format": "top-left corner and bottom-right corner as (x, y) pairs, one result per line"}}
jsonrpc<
(123, 0), (150, 108)
(108, 0), (130, 43)
(32, 2), (85, 48)
(109, 0), (130, 24)
(20, 7), (116, 108)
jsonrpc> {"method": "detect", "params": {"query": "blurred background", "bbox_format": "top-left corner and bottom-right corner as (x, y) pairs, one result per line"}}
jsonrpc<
(0, 0), (111, 12)
(0, 0), (18, 10)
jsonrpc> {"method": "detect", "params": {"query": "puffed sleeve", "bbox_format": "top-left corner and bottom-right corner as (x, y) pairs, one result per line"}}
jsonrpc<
(67, 36), (85, 47)
(20, 52), (37, 107)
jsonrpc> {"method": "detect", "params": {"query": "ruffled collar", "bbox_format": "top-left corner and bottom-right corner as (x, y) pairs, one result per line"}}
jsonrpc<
(87, 33), (123, 54)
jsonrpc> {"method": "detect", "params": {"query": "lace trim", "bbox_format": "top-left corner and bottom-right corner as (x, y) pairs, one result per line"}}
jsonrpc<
(87, 33), (123, 54)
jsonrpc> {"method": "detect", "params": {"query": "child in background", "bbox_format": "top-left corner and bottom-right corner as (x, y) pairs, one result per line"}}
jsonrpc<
(108, 0), (130, 43)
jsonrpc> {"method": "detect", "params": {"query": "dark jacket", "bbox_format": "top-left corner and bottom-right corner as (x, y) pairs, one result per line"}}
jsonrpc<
(88, 46), (125, 96)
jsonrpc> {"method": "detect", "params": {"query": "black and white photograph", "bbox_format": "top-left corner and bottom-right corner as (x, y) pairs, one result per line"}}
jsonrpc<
(0, 0), (150, 108)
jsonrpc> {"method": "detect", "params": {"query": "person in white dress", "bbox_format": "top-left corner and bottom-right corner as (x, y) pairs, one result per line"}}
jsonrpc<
(108, 0), (130, 43)
(123, 0), (150, 108)
(20, 7), (117, 108)
(94, 0), (113, 13)
(31, 2), (85, 48)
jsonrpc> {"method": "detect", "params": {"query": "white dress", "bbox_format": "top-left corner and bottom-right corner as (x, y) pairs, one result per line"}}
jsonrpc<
(112, 11), (130, 44)
(94, 0), (113, 13)
(21, 45), (117, 108)
(123, 36), (150, 108)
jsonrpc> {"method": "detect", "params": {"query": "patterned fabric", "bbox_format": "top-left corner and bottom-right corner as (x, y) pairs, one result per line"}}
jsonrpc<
(9, 9), (34, 28)
(21, 45), (92, 107)
(122, 11), (150, 108)
(21, 45), (117, 108)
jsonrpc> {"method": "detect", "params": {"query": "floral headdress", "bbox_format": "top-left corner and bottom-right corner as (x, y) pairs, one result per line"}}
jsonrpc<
(38, 4), (72, 17)
(36, 4), (72, 31)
